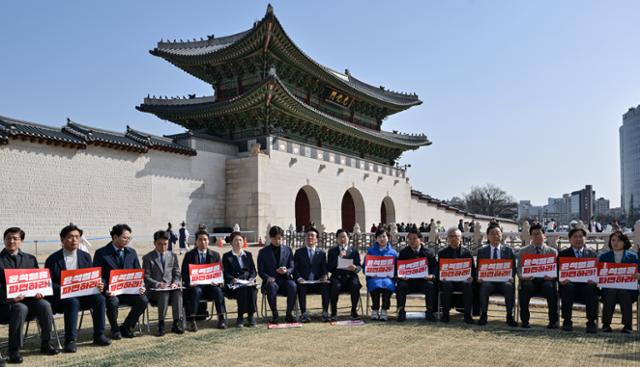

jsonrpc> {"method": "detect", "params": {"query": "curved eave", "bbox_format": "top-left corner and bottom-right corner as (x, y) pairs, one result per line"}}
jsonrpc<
(149, 8), (421, 112)
(137, 76), (429, 151)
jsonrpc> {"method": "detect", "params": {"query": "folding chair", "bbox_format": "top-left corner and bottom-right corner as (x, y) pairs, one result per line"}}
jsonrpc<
(259, 291), (299, 323)
(142, 294), (186, 334)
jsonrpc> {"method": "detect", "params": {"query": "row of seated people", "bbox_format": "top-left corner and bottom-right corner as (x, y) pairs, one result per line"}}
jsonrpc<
(0, 222), (638, 364)
(0, 224), (362, 365)
(361, 224), (639, 335)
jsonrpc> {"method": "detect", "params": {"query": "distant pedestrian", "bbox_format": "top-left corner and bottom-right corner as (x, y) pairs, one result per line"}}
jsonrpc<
(167, 222), (178, 252)
(179, 221), (189, 255)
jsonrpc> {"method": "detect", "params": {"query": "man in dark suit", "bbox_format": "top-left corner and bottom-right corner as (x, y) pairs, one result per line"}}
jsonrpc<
(396, 229), (437, 322)
(477, 223), (517, 327)
(258, 226), (297, 323)
(558, 227), (598, 333)
(327, 228), (362, 321)
(438, 227), (474, 324)
(142, 230), (184, 336)
(0, 227), (59, 364)
(181, 229), (227, 331)
(93, 224), (148, 340)
(293, 228), (330, 322)
(45, 224), (111, 353)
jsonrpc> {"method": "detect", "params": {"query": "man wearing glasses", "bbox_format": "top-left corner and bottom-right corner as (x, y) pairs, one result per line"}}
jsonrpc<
(93, 224), (148, 339)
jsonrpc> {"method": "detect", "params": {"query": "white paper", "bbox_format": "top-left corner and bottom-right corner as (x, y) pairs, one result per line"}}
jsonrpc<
(337, 258), (353, 269)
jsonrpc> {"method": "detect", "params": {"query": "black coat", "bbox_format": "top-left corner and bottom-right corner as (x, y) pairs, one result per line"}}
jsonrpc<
(181, 247), (222, 287)
(327, 245), (362, 281)
(92, 242), (142, 287)
(0, 249), (39, 304)
(45, 249), (93, 300)
(257, 245), (294, 291)
(437, 245), (476, 280)
(293, 247), (328, 280)
(476, 245), (516, 277)
(398, 244), (437, 277)
(222, 250), (257, 284)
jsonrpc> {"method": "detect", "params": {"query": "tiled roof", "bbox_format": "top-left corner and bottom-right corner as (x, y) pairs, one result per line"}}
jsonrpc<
(150, 5), (421, 108)
(125, 126), (196, 156)
(0, 115), (85, 147)
(63, 120), (147, 152)
(0, 114), (196, 157)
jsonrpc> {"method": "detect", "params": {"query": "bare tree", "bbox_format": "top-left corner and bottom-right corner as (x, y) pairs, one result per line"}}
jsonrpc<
(447, 196), (466, 210)
(463, 184), (517, 217)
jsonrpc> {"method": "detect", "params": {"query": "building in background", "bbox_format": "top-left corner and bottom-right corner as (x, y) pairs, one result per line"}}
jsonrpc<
(620, 105), (640, 214)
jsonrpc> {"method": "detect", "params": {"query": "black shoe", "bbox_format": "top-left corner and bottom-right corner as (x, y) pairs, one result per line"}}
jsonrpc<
(187, 320), (198, 332)
(40, 342), (59, 356)
(621, 326), (633, 334)
(440, 313), (450, 323)
(217, 317), (228, 329)
(586, 322), (597, 334)
(93, 334), (112, 346)
(521, 322), (531, 329)
(119, 325), (135, 338)
(477, 315), (488, 326)
(8, 350), (22, 364)
(171, 321), (184, 334)
(110, 329), (122, 340)
(602, 325), (612, 332)
(322, 312), (330, 322)
(507, 317), (518, 327)
(235, 317), (245, 328)
(562, 321), (573, 332)
(156, 326), (165, 337)
(247, 315), (257, 327)
(63, 340), (77, 353)
(463, 316), (474, 324)
(547, 321), (559, 330)
(299, 314), (311, 323)
(425, 311), (436, 322)
(269, 316), (279, 324)
(285, 314), (296, 323)
(330, 314), (338, 322)
(350, 311), (360, 320)
(397, 309), (406, 322)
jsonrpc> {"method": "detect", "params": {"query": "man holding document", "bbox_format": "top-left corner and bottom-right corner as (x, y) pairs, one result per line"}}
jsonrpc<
(293, 228), (330, 322)
(142, 230), (184, 336)
(395, 229), (437, 322)
(327, 229), (362, 321)
(45, 224), (111, 353)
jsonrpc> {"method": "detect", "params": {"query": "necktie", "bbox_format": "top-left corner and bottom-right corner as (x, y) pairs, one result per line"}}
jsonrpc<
(576, 250), (582, 258)
(535, 247), (541, 255)
(200, 253), (205, 264)
(160, 253), (165, 269)
(117, 249), (125, 268)
(492, 247), (498, 259)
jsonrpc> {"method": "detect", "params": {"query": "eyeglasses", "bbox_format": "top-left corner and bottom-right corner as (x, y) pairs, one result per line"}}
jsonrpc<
(119, 236), (133, 242)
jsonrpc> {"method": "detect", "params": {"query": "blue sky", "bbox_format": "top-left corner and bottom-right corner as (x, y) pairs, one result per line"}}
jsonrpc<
(2, 1), (639, 207)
